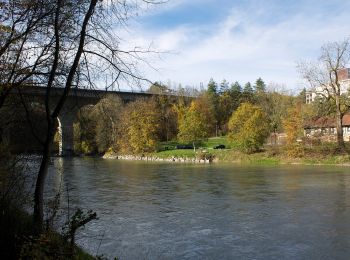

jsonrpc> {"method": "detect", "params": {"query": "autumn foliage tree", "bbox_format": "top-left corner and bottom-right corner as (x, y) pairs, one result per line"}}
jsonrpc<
(283, 105), (304, 145)
(228, 102), (270, 153)
(177, 100), (210, 151)
(119, 99), (161, 154)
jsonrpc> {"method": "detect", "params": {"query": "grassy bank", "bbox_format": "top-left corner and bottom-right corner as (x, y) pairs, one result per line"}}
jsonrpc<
(150, 137), (350, 166)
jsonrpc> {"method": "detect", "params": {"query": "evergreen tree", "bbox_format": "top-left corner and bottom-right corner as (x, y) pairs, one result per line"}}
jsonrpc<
(206, 78), (220, 135)
(230, 81), (242, 93)
(242, 82), (254, 102)
(219, 79), (229, 94)
(207, 78), (218, 95)
(255, 77), (266, 93)
(243, 82), (253, 93)
(228, 81), (242, 112)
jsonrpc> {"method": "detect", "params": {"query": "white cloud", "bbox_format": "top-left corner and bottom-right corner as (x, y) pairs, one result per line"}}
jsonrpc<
(120, 2), (350, 91)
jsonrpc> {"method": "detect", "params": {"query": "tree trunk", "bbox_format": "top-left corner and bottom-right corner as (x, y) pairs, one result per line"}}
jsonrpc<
(33, 120), (55, 232)
(33, 0), (98, 232)
(335, 97), (345, 150)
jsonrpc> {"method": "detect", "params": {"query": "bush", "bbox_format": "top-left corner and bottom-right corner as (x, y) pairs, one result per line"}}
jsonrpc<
(285, 144), (305, 158)
(196, 151), (215, 161)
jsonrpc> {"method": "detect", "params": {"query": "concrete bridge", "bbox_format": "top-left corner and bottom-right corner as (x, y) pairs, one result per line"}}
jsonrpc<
(15, 86), (158, 155)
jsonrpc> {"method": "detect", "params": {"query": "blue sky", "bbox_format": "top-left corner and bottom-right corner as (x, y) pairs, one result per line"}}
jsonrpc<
(122, 0), (350, 92)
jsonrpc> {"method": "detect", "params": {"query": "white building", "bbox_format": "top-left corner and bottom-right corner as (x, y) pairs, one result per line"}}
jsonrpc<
(305, 68), (350, 104)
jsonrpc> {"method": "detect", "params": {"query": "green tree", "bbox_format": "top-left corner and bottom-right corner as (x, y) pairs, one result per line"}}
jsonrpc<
(230, 81), (242, 93)
(228, 102), (270, 153)
(206, 79), (220, 135)
(219, 79), (229, 94)
(177, 100), (210, 151)
(255, 77), (266, 93)
(242, 82), (254, 103)
(229, 81), (242, 110)
(207, 78), (218, 94)
(218, 91), (235, 134)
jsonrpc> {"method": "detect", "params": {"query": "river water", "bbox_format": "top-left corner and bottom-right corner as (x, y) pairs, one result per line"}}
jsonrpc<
(46, 158), (350, 259)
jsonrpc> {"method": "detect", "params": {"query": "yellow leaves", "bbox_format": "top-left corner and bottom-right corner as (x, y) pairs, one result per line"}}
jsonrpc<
(177, 100), (209, 144)
(283, 105), (303, 145)
(119, 99), (161, 154)
(0, 24), (12, 33)
(228, 102), (270, 153)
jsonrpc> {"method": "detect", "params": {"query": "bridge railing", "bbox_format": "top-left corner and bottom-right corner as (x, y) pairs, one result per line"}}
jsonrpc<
(17, 83), (199, 98)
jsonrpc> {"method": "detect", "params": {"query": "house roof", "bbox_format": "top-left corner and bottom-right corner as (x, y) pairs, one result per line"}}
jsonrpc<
(304, 114), (350, 128)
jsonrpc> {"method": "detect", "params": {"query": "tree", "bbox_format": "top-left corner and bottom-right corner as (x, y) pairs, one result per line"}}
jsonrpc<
(230, 81), (242, 93)
(92, 95), (124, 153)
(119, 99), (161, 154)
(283, 104), (303, 145)
(255, 77), (266, 93)
(206, 79), (220, 135)
(207, 78), (218, 95)
(228, 102), (270, 153)
(242, 81), (254, 102)
(0, 1), (54, 109)
(177, 100), (210, 151)
(218, 91), (234, 134)
(1, 0), (162, 230)
(154, 95), (178, 142)
(31, 0), (100, 230)
(297, 88), (307, 104)
(219, 79), (229, 94)
(256, 90), (295, 133)
(299, 39), (350, 149)
(229, 81), (242, 110)
(74, 105), (97, 154)
(148, 82), (170, 94)
(191, 94), (216, 134)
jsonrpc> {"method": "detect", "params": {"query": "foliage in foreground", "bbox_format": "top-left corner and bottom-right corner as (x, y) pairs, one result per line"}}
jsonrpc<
(0, 201), (100, 260)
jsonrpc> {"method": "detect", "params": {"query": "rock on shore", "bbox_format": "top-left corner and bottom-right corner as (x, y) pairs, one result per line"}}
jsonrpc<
(102, 153), (214, 163)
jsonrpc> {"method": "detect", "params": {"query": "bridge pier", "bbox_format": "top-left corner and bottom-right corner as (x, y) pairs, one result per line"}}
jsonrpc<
(58, 113), (75, 156)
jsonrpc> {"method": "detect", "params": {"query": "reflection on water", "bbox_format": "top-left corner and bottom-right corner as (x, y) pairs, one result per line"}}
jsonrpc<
(47, 158), (350, 259)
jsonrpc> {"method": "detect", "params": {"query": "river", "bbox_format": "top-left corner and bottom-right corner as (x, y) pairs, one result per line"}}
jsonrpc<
(46, 157), (350, 259)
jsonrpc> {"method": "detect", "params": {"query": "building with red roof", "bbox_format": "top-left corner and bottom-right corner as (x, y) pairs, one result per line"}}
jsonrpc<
(304, 114), (350, 142)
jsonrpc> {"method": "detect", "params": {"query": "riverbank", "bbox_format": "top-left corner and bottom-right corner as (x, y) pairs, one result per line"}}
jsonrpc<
(102, 144), (350, 167)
